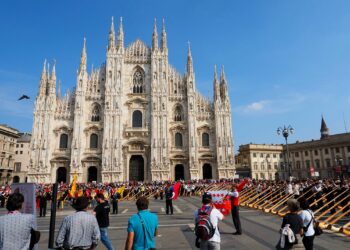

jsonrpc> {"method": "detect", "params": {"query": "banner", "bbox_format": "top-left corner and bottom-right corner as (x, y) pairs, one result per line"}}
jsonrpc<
(11, 183), (36, 216)
(173, 182), (181, 200)
(69, 173), (77, 197)
(207, 190), (231, 216)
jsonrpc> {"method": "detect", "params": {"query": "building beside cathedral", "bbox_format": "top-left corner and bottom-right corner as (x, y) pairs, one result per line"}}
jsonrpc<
(27, 18), (235, 183)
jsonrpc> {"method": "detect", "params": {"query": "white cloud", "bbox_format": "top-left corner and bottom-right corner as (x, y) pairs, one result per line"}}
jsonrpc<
(234, 93), (306, 115)
(243, 100), (270, 112)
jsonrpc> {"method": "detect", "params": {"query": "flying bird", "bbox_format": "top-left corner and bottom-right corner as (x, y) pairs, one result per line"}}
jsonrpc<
(18, 95), (30, 101)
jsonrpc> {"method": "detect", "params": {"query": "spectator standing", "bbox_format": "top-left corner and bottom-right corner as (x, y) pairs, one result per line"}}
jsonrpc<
(94, 193), (114, 250)
(111, 192), (119, 214)
(194, 192), (224, 250)
(299, 198), (315, 250)
(56, 196), (100, 250)
(38, 192), (47, 217)
(165, 182), (175, 215)
(277, 199), (304, 250)
(0, 193), (40, 250)
(125, 196), (158, 250)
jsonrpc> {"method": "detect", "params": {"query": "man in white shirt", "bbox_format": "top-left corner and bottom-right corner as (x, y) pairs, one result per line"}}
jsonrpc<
(285, 181), (293, 195)
(194, 193), (224, 250)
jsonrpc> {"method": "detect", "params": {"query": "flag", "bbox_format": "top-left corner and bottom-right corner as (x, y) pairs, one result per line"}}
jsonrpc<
(173, 182), (181, 200)
(117, 186), (125, 198)
(68, 173), (77, 198)
(208, 190), (231, 216)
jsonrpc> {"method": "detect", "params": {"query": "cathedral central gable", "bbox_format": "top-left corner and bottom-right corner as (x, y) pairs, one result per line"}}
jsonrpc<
(125, 39), (151, 64)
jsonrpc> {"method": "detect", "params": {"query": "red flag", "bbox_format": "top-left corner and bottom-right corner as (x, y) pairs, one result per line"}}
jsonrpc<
(208, 191), (231, 216)
(173, 182), (181, 200)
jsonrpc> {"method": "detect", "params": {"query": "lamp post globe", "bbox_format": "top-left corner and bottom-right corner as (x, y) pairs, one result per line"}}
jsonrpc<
(277, 125), (294, 180)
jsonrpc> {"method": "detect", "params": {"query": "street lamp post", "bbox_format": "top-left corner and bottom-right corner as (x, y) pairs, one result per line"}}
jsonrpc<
(277, 125), (294, 180)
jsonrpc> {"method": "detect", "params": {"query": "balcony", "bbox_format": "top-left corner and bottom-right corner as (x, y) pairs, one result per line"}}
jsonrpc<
(84, 148), (102, 155)
(124, 126), (150, 138)
(53, 148), (71, 157)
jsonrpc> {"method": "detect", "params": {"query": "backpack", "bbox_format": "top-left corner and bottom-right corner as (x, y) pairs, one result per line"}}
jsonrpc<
(195, 206), (215, 241)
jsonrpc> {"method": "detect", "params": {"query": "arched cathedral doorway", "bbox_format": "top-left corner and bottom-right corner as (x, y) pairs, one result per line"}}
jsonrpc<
(175, 164), (185, 181)
(203, 164), (212, 179)
(129, 155), (144, 181)
(56, 167), (67, 183)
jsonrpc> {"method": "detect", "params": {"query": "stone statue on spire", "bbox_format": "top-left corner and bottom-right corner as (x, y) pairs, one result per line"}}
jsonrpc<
(108, 16), (115, 51)
(79, 38), (87, 74)
(152, 18), (158, 51)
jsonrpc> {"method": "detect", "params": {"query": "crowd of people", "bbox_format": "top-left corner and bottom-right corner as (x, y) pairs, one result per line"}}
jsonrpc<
(0, 177), (349, 249)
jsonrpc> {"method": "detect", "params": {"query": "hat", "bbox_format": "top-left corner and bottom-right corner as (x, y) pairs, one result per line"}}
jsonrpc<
(72, 196), (90, 211)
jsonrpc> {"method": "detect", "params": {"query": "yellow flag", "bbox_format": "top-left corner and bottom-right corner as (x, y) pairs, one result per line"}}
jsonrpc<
(117, 186), (125, 198)
(69, 173), (77, 197)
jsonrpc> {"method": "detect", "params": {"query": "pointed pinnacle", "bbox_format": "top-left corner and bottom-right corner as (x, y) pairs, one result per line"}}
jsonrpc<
(83, 37), (86, 52)
(187, 41), (191, 57)
(214, 65), (218, 80)
(110, 16), (115, 33)
(162, 18), (166, 33)
(42, 59), (47, 73)
(220, 65), (226, 81)
(52, 59), (56, 75)
(119, 16), (123, 32)
(153, 18), (158, 34)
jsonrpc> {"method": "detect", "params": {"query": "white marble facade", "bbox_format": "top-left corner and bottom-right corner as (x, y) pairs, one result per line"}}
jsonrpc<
(28, 18), (235, 183)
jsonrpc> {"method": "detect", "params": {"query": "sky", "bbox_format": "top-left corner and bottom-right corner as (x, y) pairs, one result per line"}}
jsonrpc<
(1, 0), (350, 152)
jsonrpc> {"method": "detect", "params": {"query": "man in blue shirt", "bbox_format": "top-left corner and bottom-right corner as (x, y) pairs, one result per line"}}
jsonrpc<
(125, 196), (158, 250)
(165, 182), (175, 215)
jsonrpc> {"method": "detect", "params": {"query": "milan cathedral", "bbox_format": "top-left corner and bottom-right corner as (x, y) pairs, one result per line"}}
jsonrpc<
(28, 18), (235, 183)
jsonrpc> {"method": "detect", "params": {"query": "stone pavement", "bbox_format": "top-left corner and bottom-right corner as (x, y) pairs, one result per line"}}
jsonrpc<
(1, 196), (350, 249)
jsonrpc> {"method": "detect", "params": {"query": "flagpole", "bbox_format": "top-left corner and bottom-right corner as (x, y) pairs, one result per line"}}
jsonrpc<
(48, 182), (58, 249)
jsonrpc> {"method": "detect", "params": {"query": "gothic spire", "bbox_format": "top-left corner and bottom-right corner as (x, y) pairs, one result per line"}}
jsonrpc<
(220, 65), (228, 100)
(48, 60), (56, 96)
(39, 59), (47, 96)
(320, 115), (329, 139)
(117, 17), (124, 50)
(46, 62), (50, 80)
(220, 65), (226, 83)
(161, 18), (167, 52)
(186, 41), (193, 75)
(40, 59), (47, 80)
(57, 80), (61, 98)
(213, 65), (220, 101)
(108, 16), (115, 50)
(79, 37), (87, 74)
(51, 59), (56, 82)
(152, 18), (158, 51)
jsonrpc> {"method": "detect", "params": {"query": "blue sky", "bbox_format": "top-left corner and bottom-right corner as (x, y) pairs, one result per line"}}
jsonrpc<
(1, 0), (350, 151)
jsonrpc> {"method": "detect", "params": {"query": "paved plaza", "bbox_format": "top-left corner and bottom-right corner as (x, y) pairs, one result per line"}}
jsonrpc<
(1, 196), (349, 250)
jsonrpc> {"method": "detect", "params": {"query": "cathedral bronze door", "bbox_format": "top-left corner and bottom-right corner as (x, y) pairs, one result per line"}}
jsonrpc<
(203, 164), (212, 179)
(88, 166), (98, 182)
(56, 167), (67, 183)
(129, 155), (144, 181)
(175, 164), (185, 180)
